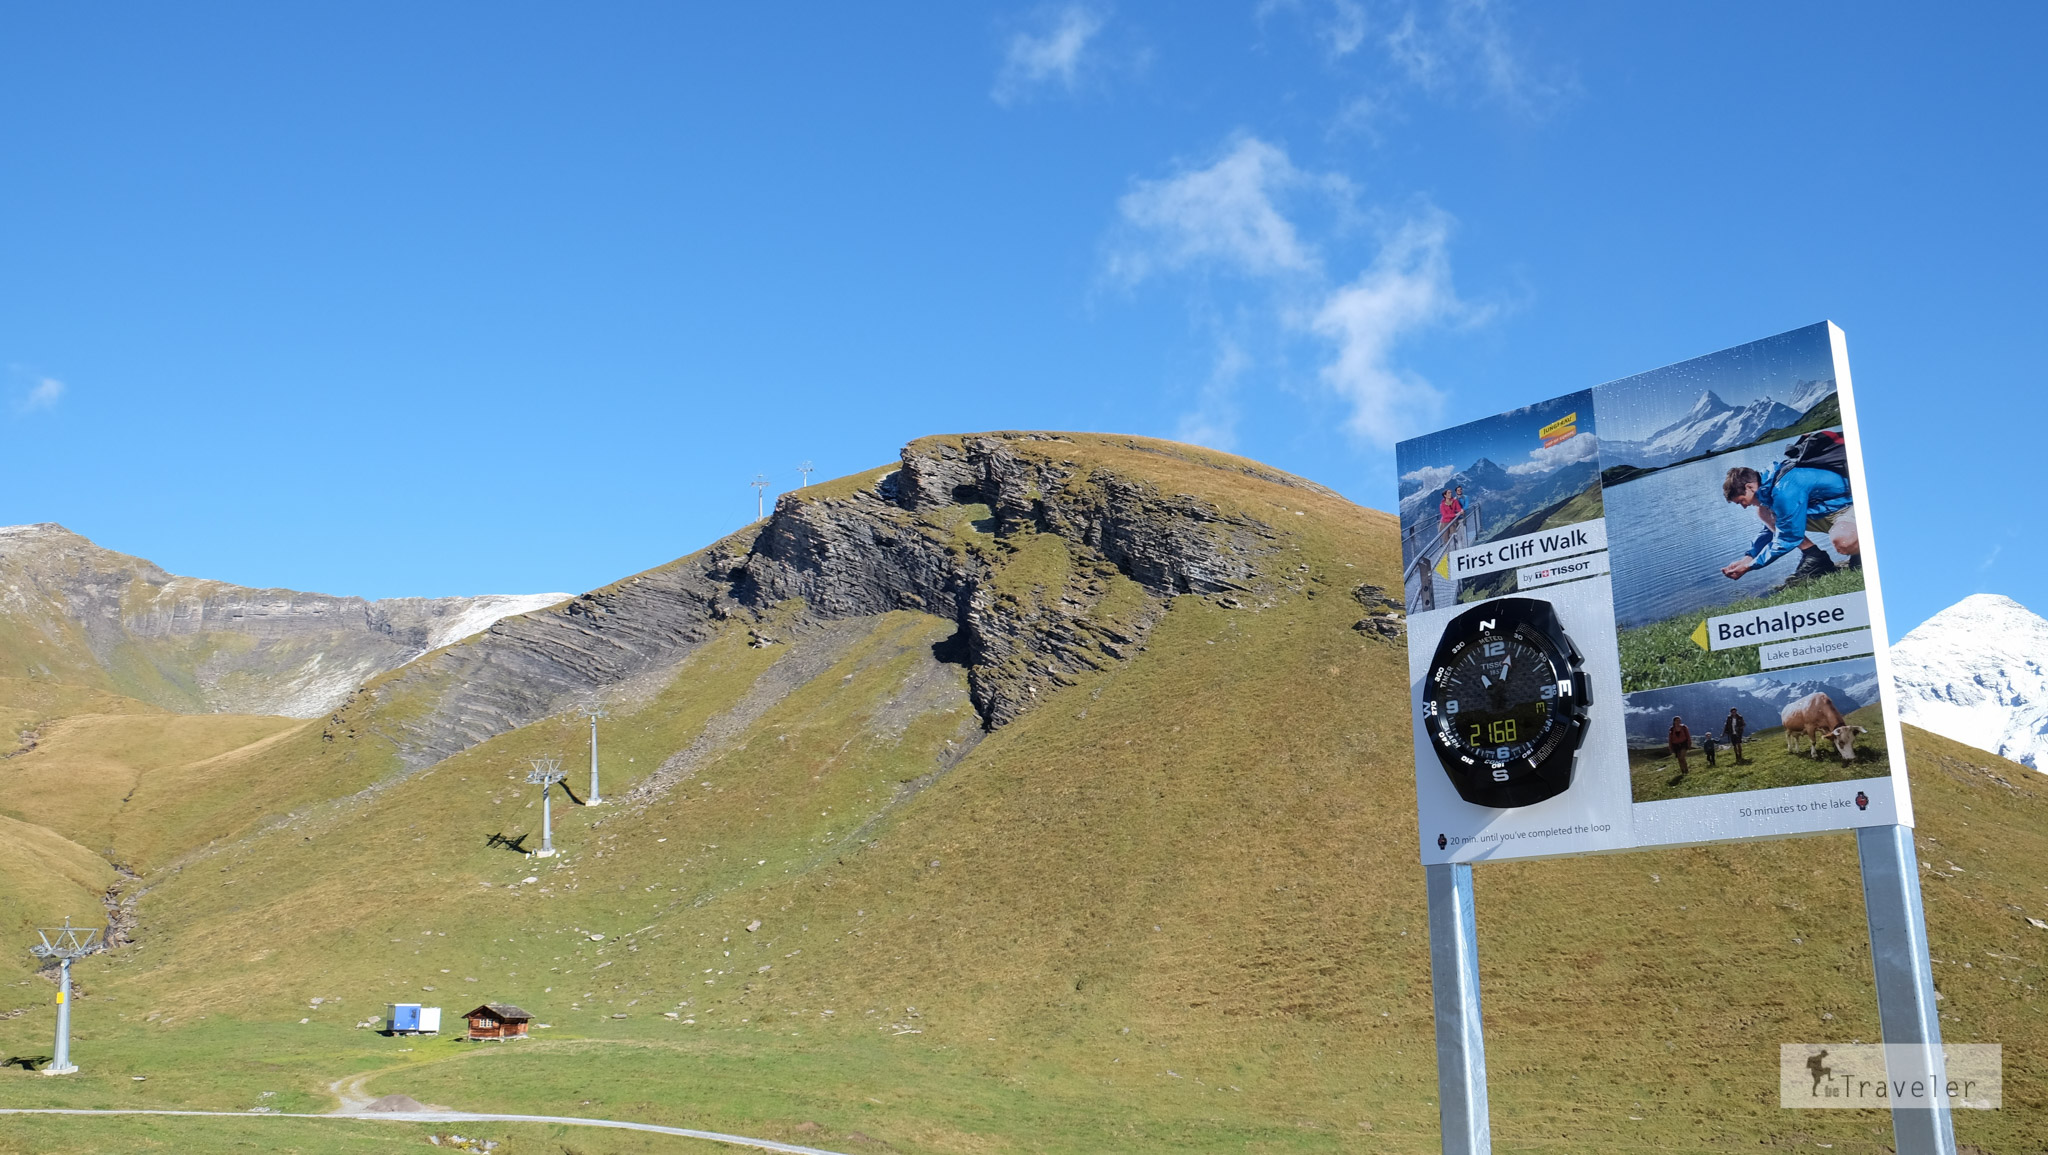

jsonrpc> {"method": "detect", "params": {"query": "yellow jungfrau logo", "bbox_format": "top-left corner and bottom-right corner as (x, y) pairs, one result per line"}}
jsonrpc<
(1538, 413), (1579, 447)
(1690, 619), (1710, 651)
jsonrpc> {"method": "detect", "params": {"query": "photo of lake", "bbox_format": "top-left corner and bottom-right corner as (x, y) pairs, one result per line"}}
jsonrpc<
(1604, 437), (1851, 629)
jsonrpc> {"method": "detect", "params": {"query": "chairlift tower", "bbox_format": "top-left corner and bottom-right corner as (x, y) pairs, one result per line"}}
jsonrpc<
(29, 918), (103, 1075)
(584, 710), (608, 806)
(526, 757), (567, 858)
(798, 461), (814, 488)
(751, 474), (769, 520)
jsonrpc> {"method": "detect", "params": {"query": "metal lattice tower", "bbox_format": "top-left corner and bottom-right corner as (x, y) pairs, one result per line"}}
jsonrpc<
(584, 710), (608, 806)
(525, 756), (568, 858)
(751, 473), (769, 519)
(30, 918), (103, 1075)
(798, 460), (814, 488)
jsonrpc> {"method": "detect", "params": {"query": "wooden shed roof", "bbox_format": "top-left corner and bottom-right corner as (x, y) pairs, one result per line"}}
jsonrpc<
(464, 1003), (531, 1022)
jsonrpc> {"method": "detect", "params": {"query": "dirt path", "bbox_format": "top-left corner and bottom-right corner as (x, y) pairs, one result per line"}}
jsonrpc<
(0, 1108), (850, 1154)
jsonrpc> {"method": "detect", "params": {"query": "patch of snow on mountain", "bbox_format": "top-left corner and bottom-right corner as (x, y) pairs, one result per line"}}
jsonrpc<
(423, 592), (572, 652)
(1604, 391), (1805, 468)
(1891, 593), (2048, 771)
(1789, 377), (1837, 414)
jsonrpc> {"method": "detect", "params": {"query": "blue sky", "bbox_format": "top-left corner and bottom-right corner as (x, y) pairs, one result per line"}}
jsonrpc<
(3, 4), (2042, 635)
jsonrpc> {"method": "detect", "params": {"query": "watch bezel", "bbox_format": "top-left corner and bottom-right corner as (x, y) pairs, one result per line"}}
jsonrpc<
(1423, 597), (1590, 809)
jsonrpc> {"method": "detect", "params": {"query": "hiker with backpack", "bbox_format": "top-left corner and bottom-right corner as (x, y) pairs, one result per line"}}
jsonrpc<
(1719, 430), (1858, 584)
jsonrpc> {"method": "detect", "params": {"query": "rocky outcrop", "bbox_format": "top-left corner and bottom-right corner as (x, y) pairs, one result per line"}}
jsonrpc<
(740, 434), (1279, 724)
(0, 524), (567, 717)
(346, 537), (752, 772)
(352, 433), (1294, 770)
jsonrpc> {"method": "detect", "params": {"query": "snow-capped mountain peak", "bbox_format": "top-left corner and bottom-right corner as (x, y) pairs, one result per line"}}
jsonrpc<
(1789, 377), (1837, 413)
(1602, 391), (1804, 470)
(1683, 390), (1734, 422)
(1891, 593), (2048, 771)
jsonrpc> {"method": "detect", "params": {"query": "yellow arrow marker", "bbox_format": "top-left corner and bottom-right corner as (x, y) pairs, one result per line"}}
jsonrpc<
(1690, 619), (1710, 651)
(1435, 554), (1451, 579)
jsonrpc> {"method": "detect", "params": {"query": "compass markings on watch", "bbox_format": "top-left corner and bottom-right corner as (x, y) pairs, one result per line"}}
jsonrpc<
(1423, 598), (1591, 809)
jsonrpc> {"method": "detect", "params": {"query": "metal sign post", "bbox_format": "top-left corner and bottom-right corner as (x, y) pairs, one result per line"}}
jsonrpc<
(526, 757), (566, 858)
(1424, 829), (1957, 1154)
(1401, 325), (1960, 1155)
(1857, 824), (1957, 1154)
(29, 919), (103, 1076)
(585, 711), (607, 806)
(1426, 863), (1490, 1154)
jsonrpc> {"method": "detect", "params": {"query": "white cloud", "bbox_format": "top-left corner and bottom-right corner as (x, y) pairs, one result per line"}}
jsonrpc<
(1109, 136), (1328, 283)
(1507, 431), (1600, 475)
(1324, 0), (1368, 56)
(1174, 339), (1250, 451)
(1309, 210), (1468, 445)
(1266, 0), (1567, 129)
(1391, 0), (1564, 114)
(1111, 136), (1479, 450)
(1401, 462), (1457, 492)
(993, 5), (1105, 105)
(19, 377), (64, 413)
(1256, 0), (1367, 57)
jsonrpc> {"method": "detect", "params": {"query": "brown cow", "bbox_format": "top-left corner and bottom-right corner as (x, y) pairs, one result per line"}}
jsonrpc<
(1780, 691), (1866, 762)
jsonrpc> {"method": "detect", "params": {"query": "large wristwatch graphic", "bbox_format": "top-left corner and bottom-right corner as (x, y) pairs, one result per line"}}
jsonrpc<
(1422, 597), (1591, 808)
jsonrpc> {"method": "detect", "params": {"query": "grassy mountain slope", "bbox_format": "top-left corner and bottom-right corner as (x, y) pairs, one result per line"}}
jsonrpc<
(0, 435), (2042, 1154)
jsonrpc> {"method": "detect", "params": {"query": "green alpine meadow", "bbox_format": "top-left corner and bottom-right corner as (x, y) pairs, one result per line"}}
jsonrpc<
(2, 435), (2042, 1154)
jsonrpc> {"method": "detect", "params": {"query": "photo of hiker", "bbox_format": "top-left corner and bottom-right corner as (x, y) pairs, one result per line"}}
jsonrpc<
(1394, 390), (1604, 615)
(1668, 715), (1693, 776)
(1724, 708), (1747, 763)
(1622, 656), (1890, 802)
(1719, 434), (1859, 583)
(1593, 324), (1869, 693)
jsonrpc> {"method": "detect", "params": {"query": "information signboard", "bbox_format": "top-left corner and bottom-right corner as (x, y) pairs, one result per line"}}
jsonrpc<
(1398, 322), (1910, 863)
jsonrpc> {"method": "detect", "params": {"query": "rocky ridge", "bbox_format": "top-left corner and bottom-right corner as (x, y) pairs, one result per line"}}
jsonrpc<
(0, 523), (566, 717)
(349, 433), (1348, 773)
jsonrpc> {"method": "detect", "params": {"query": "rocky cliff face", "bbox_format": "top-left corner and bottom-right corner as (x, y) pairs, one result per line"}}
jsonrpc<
(350, 433), (1346, 772)
(0, 524), (566, 717)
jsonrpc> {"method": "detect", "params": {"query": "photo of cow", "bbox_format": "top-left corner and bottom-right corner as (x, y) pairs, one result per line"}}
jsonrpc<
(1619, 655), (1889, 802)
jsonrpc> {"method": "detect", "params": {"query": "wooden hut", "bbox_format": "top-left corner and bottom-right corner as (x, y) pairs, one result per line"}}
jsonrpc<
(463, 1003), (532, 1041)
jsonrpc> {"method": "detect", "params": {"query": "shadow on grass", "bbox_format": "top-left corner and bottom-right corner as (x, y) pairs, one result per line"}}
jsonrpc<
(3, 1055), (52, 1071)
(483, 832), (530, 855)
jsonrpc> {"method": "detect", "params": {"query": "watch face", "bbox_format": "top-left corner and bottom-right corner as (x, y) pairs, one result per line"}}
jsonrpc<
(1423, 598), (1589, 808)
(1430, 629), (1565, 766)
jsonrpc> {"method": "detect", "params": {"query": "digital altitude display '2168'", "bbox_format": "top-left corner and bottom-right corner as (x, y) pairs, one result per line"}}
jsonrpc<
(1422, 597), (1591, 809)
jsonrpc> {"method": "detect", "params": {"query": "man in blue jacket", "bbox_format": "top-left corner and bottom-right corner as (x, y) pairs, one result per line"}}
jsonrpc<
(1719, 460), (1859, 583)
